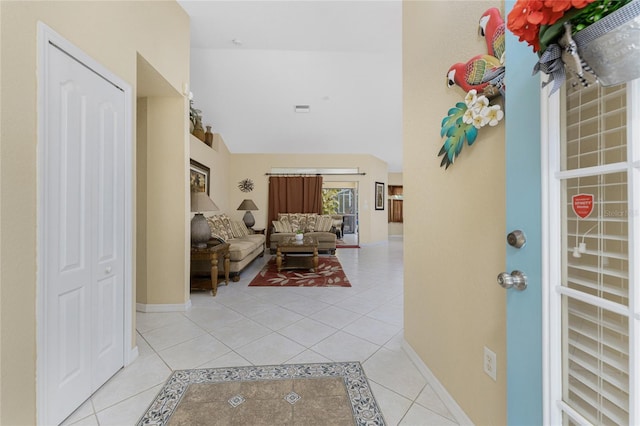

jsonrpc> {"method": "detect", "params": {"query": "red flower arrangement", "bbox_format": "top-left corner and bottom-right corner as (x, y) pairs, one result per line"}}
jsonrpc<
(507, 0), (595, 52)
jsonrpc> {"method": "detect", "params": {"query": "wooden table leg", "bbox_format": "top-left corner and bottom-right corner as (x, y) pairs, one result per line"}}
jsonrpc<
(276, 247), (283, 272)
(312, 247), (318, 272)
(223, 251), (230, 285)
(210, 251), (219, 296)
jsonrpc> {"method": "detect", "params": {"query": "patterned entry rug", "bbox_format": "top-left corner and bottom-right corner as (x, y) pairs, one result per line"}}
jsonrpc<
(137, 362), (385, 425)
(248, 256), (351, 287)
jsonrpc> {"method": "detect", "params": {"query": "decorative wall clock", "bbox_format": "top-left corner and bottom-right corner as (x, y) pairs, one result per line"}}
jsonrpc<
(238, 178), (254, 193)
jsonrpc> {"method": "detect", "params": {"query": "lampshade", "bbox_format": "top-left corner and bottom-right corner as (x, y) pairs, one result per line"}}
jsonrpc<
(191, 192), (219, 213)
(237, 199), (258, 211)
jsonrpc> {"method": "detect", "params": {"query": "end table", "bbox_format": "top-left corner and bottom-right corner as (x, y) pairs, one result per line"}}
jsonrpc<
(190, 241), (230, 296)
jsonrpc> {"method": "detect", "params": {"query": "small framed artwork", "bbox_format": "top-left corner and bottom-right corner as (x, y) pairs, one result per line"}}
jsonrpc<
(190, 159), (210, 195)
(375, 181), (385, 210)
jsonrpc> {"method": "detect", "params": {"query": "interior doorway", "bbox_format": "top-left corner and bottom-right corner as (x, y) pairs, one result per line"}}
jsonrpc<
(322, 181), (359, 246)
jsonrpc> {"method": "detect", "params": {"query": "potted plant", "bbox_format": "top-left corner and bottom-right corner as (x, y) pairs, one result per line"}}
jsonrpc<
(507, 0), (640, 92)
(189, 99), (206, 141)
(295, 229), (304, 241)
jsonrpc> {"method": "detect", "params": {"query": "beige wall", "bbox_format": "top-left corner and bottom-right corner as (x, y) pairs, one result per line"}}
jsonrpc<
(403, 1), (507, 424)
(144, 96), (190, 304)
(0, 1), (189, 423)
(228, 154), (389, 244)
(190, 134), (232, 212)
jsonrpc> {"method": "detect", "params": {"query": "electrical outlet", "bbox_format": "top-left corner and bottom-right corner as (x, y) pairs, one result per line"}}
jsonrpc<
(484, 346), (497, 381)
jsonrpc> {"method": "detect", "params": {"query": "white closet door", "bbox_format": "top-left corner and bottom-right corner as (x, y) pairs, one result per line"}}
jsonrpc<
(44, 44), (125, 425)
(91, 66), (125, 390)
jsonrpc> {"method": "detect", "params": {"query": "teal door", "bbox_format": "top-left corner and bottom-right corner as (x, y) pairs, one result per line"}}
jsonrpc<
(505, 1), (543, 423)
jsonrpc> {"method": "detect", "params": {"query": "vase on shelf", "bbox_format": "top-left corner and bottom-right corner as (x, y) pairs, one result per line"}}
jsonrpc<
(204, 125), (213, 147)
(192, 117), (205, 142)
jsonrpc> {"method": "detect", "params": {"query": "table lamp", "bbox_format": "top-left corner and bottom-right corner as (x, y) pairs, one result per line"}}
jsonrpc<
(191, 192), (219, 248)
(237, 199), (258, 228)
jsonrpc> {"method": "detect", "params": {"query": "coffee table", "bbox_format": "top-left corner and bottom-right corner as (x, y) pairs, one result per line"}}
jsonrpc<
(276, 236), (319, 272)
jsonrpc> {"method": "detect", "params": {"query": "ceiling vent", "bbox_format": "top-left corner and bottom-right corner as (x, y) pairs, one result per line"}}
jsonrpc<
(294, 105), (310, 113)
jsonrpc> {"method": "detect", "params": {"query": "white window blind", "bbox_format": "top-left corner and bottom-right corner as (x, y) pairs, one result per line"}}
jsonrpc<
(559, 81), (630, 425)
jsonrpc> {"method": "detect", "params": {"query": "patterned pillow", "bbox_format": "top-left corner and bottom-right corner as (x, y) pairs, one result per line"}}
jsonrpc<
(315, 215), (334, 232)
(210, 231), (227, 243)
(287, 214), (303, 233)
(304, 214), (318, 232)
(272, 220), (292, 233)
(230, 220), (249, 238)
(206, 215), (231, 240)
(219, 214), (235, 237)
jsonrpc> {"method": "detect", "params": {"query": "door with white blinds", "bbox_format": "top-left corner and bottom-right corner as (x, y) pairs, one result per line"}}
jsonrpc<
(548, 79), (639, 425)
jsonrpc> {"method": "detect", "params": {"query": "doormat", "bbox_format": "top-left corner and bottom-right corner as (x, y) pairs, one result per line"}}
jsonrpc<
(136, 362), (385, 425)
(248, 256), (351, 287)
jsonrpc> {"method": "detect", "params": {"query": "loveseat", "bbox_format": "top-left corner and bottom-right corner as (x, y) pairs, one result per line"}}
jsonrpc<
(201, 214), (265, 281)
(269, 213), (337, 254)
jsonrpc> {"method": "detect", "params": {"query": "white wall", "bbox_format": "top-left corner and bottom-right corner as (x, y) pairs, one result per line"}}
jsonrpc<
(189, 47), (403, 171)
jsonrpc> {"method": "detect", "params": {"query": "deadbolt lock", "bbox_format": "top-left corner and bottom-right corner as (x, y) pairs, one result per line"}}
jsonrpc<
(507, 230), (526, 248)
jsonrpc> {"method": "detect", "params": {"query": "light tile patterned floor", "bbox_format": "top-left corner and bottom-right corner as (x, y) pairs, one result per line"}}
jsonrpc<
(62, 237), (459, 426)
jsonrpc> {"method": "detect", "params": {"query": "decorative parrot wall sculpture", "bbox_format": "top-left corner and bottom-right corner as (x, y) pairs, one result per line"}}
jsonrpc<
(446, 54), (503, 97)
(438, 7), (506, 169)
(479, 7), (506, 64)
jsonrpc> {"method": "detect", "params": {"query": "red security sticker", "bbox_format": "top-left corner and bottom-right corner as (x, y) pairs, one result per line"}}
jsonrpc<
(572, 193), (594, 219)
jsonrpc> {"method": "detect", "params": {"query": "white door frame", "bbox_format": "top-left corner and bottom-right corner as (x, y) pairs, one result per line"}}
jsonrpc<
(540, 81), (561, 426)
(36, 23), (135, 424)
(541, 80), (640, 425)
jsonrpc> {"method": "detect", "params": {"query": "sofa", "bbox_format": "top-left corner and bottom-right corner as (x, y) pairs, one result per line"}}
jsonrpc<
(199, 214), (265, 281)
(269, 213), (337, 254)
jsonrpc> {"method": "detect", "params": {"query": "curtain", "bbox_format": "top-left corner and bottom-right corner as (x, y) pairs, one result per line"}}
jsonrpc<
(267, 176), (323, 241)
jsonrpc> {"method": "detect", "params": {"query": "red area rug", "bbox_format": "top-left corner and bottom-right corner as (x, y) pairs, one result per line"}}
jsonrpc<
(248, 256), (351, 287)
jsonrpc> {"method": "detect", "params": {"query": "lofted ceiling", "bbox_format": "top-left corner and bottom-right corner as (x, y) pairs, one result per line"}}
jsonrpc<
(178, 0), (403, 172)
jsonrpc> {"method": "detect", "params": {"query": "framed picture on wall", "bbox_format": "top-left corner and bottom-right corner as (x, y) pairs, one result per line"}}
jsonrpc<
(190, 159), (210, 195)
(375, 181), (385, 210)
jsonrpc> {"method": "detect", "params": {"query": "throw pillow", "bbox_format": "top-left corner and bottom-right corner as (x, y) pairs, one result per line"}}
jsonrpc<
(304, 213), (318, 232)
(219, 214), (235, 237)
(210, 231), (227, 243)
(238, 220), (251, 236)
(272, 220), (292, 233)
(287, 214), (303, 233)
(206, 215), (231, 240)
(230, 220), (248, 238)
(315, 215), (334, 232)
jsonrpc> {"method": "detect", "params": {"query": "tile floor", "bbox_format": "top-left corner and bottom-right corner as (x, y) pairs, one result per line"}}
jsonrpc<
(62, 237), (459, 426)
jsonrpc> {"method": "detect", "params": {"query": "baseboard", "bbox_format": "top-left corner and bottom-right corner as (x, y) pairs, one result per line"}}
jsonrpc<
(126, 345), (139, 366)
(136, 299), (192, 313)
(402, 339), (475, 426)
